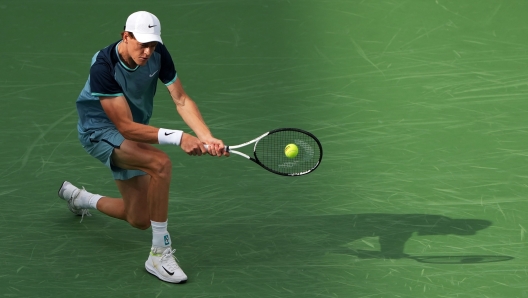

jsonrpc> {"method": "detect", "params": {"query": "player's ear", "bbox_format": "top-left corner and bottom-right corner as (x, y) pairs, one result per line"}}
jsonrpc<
(122, 31), (134, 43)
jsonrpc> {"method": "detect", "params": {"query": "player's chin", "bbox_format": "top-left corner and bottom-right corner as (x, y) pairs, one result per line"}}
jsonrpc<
(137, 57), (149, 65)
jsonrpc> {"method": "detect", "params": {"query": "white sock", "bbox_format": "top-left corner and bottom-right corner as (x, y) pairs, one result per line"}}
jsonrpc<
(88, 195), (102, 209)
(72, 188), (102, 210)
(151, 220), (172, 248)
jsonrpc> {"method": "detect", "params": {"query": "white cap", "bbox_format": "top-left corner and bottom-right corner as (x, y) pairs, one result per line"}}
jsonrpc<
(124, 11), (163, 44)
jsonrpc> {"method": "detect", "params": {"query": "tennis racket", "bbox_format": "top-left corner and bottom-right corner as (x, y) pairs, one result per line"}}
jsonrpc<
(206, 128), (323, 176)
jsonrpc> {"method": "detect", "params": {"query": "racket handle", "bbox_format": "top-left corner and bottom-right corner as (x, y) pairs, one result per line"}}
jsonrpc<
(204, 144), (230, 152)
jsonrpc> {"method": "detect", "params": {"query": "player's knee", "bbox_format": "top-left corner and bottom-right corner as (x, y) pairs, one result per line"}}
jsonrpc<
(151, 153), (172, 179)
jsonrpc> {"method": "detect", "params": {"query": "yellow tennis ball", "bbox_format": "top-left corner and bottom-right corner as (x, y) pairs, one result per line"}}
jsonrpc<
(285, 143), (299, 158)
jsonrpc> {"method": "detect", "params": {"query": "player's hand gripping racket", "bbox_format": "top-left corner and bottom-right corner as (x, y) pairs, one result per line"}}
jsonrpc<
(206, 128), (323, 176)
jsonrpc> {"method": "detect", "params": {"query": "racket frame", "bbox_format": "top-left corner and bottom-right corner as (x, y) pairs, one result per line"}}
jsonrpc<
(226, 128), (322, 176)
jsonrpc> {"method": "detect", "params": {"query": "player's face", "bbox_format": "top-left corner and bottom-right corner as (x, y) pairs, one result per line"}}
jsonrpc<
(129, 39), (158, 66)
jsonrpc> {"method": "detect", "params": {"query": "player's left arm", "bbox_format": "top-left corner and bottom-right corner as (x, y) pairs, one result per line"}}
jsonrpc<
(166, 78), (226, 157)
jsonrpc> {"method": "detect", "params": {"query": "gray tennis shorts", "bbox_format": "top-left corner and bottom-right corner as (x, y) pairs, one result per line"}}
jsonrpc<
(79, 127), (147, 180)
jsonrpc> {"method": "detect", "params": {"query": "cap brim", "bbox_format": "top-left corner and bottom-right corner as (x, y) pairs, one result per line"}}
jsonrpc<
(134, 33), (163, 44)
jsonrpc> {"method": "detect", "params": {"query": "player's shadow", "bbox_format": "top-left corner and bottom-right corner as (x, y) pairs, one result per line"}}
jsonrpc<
(324, 213), (513, 264)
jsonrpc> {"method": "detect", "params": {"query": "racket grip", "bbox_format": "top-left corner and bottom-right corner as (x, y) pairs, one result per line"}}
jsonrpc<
(203, 144), (229, 152)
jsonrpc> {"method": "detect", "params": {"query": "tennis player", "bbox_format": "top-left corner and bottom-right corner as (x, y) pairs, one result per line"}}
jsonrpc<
(58, 11), (227, 283)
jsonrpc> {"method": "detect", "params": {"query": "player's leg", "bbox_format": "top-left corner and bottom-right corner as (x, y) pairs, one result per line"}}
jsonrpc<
(62, 138), (171, 229)
(110, 140), (171, 224)
(78, 174), (151, 228)
(110, 139), (187, 283)
(59, 128), (170, 225)
(58, 180), (137, 223)
(113, 174), (151, 229)
(58, 128), (185, 283)
(60, 127), (157, 223)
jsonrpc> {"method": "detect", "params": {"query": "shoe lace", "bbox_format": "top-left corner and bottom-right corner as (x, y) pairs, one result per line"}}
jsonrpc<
(73, 187), (92, 223)
(160, 248), (180, 271)
(79, 209), (92, 223)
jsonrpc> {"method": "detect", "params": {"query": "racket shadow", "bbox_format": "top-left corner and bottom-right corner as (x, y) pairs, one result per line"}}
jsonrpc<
(350, 250), (513, 264)
(408, 255), (514, 264)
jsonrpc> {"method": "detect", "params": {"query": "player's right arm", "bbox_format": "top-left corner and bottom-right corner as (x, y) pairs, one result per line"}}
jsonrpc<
(90, 49), (204, 154)
(99, 96), (158, 143)
(100, 95), (206, 155)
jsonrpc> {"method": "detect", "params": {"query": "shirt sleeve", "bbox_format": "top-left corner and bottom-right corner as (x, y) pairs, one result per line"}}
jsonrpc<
(156, 44), (178, 86)
(89, 54), (124, 97)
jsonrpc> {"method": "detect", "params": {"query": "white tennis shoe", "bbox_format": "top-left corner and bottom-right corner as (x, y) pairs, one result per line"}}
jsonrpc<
(57, 181), (92, 221)
(145, 247), (187, 283)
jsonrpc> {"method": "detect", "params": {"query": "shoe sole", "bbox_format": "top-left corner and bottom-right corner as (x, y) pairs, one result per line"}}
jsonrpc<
(145, 261), (187, 284)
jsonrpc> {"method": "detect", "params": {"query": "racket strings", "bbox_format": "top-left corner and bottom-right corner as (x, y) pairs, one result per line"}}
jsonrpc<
(254, 130), (321, 175)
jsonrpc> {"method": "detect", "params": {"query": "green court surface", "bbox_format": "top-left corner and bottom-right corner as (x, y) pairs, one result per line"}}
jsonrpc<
(2, 0), (528, 297)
